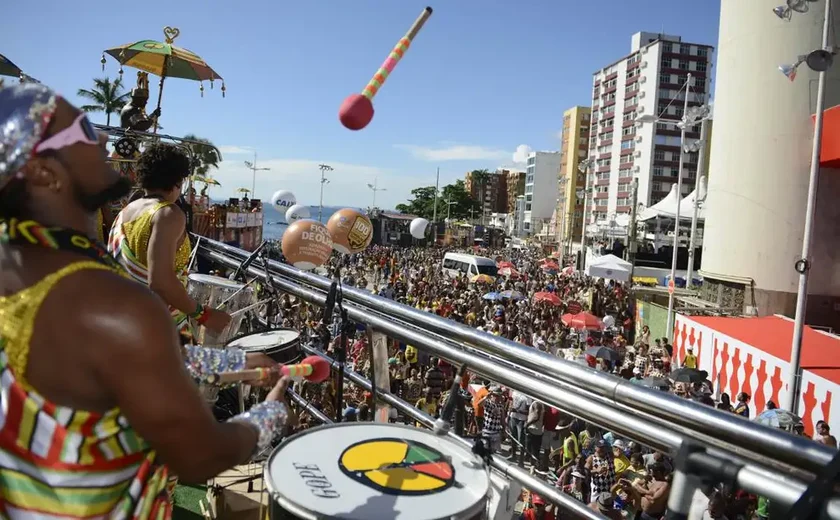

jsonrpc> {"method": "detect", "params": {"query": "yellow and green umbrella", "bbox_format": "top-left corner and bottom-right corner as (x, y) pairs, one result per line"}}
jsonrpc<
(102, 26), (225, 128)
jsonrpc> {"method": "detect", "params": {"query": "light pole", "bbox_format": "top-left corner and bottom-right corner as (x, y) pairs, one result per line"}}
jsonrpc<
(366, 177), (386, 208)
(774, 0), (834, 412)
(318, 164), (333, 222)
(244, 151), (270, 200)
(577, 158), (594, 266)
(446, 196), (457, 221)
(637, 72), (692, 342)
(682, 109), (711, 289)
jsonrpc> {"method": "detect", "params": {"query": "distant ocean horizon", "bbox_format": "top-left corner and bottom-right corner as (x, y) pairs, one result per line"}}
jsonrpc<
(261, 204), (363, 241)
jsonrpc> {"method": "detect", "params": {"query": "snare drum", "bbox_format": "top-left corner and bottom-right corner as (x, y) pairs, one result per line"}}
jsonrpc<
(226, 329), (302, 365)
(265, 423), (490, 520)
(187, 274), (255, 347)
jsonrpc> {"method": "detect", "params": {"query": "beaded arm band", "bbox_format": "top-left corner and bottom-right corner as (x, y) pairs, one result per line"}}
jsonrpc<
(228, 400), (288, 453)
(183, 345), (246, 382)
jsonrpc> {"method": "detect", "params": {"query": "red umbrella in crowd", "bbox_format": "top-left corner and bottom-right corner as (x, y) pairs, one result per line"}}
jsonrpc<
(562, 312), (603, 330)
(498, 261), (515, 269)
(541, 261), (560, 272)
(533, 292), (562, 306)
(499, 266), (520, 278)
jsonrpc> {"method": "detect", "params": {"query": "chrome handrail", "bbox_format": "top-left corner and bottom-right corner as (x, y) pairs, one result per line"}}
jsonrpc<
(197, 237), (840, 518)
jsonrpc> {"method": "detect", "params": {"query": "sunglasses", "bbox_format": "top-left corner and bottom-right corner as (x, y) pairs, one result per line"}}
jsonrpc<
(34, 113), (99, 154)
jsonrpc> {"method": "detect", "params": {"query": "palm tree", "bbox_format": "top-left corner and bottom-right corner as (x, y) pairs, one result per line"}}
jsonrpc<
(182, 134), (220, 177)
(77, 77), (130, 126)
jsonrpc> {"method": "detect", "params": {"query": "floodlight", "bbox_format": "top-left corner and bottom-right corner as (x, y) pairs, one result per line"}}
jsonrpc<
(773, 5), (792, 20)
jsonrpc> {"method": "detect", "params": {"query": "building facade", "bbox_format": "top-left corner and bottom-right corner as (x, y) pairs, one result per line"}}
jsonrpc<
(587, 32), (714, 234)
(524, 151), (561, 236)
(464, 169), (508, 221)
(556, 106), (592, 249)
(506, 170), (526, 214)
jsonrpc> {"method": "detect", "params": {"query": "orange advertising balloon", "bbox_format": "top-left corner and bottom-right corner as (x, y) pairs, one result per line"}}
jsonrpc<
(281, 219), (333, 270)
(326, 208), (374, 255)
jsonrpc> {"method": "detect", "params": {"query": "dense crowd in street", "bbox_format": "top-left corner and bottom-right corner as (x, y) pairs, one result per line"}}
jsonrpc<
(264, 245), (836, 520)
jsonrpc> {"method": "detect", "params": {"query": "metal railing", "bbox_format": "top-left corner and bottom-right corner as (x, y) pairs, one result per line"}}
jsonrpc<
(197, 237), (840, 519)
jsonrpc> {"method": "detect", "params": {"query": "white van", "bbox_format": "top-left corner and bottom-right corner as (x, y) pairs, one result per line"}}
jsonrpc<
(441, 252), (498, 279)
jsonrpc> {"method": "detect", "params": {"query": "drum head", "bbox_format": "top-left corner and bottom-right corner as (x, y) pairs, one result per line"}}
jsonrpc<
(188, 273), (244, 290)
(227, 330), (300, 352)
(265, 423), (489, 520)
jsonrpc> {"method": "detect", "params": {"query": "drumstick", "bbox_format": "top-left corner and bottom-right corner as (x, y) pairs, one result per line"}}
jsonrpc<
(187, 236), (202, 273)
(228, 298), (273, 318)
(216, 278), (257, 309)
(207, 355), (331, 385)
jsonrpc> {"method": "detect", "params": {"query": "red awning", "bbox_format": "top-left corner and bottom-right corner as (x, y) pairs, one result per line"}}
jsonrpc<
(814, 104), (840, 167)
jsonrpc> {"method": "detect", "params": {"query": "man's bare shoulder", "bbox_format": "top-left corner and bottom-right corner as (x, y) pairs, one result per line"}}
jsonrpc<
(50, 268), (175, 348)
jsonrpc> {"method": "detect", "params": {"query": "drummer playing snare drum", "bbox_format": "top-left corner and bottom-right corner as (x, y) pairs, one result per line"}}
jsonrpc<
(108, 143), (232, 337)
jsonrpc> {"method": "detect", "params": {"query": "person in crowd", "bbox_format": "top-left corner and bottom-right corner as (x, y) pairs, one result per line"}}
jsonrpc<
(734, 393), (751, 418)
(815, 420), (838, 448)
(683, 345), (697, 369)
(633, 463), (670, 519)
(509, 389), (531, 464)
(519, 494), (556, 520)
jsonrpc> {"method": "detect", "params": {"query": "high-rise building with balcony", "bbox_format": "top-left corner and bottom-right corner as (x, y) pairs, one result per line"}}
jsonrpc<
(524, 151), (561, 236)
(587, 32), (714, 233)
(556, 106), (592, 249)
(464, 169), (507, 222)
(506, 170), (526, 214)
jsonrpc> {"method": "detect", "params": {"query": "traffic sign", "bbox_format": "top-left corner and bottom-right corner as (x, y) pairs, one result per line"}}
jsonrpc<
(668, 279), (675, 295)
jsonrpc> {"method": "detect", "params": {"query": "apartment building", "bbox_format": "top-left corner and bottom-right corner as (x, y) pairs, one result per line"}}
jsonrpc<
(523, 151), (561, 236)
(506, 170), (526, 214)
(556, 106), (592, 247)
(587, 31), (714, 231)
(464, 169), (508, 220)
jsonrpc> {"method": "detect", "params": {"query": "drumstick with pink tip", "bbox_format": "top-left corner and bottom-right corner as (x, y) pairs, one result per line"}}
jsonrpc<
(207, 355), (331, 385)
(338, 6), (433, 131)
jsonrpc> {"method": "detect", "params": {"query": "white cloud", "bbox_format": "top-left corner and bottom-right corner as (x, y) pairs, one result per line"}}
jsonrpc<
(511, 144), (534, 164)
(207, 157), (421, 210)
(394, 144), (510, 162)
(217, 145), (253, 155)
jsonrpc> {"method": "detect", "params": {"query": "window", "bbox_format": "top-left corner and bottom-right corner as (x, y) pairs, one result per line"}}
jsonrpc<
(696, 61), (707, 72)
(598, 145), (611, 154)
(652, 182), (664, 192)
(653, 166), (664, 177)
(476, 264), (498, 277)
(659, 73), (671, 84)
(698, 47), (708, 57)
(621, 126), (636, 137)
(625, 82), (638, 93)
(671, 42), (681, 53)
(619, 154), (633, 164)
(602, 117), (615, 128)
(679, 59), (689, 70)
(654, 150), (665, 161)
(597, 158), (611, 167)
(526, 203), (532, 211)
(681, 44), (691, 54)
(622, 111), (637, 122)
(620, 139), (634, 150)
(579, 136), (588, 145)
(626, 68), (639, 79)
(601, 131), (613, 141)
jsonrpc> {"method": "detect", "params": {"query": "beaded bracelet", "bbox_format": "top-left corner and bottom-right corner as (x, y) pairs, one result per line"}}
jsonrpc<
(183, 345), (247, 382)
(228, 401), (288, 453)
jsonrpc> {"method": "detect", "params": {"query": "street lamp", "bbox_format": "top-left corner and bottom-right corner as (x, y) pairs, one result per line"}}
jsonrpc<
(244, 151), (270, 200)
(577, 158), (594, 261)
(775, 0), (834, 412)
(318, 164), (333, 222)
(636, 73), (712, 342)
(366, 177), (386, 208)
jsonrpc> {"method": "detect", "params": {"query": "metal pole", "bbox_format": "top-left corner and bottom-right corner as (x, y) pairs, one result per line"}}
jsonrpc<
(666, 73), (691, 342)
(372, 177), (377, 208)
(318, 164), (333, 223)
(785, 0), (831, 413)
(432, 167), (440, 223)
(250, 151), (256, 198)
(686, 117), (709, 289)
(579, 164), (589, 261)
(629, 178), (639, 279)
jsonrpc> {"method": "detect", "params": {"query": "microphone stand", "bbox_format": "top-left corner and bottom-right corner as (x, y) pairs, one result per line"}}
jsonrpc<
(258, 248), (278, 331)
(233, 240), (268, 282)
(334, 289), (350, 423)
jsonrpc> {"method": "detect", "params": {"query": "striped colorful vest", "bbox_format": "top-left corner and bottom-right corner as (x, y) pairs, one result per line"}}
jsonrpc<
(0, 262), (172, 519)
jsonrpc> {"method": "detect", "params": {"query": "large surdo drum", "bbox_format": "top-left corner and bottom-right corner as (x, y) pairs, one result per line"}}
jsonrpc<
(264, 423), (490, 520)
(187, 274), (255, 347)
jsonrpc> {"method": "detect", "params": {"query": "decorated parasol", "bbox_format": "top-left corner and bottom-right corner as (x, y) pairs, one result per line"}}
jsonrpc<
(236, 188), (252, 196)
(0, 53), (22, 78)
(102, 27), (224, 132)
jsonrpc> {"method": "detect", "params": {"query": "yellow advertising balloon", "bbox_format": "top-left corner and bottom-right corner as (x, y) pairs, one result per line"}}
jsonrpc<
(326, 208), (374, 255)
(281, 219), (334, 270)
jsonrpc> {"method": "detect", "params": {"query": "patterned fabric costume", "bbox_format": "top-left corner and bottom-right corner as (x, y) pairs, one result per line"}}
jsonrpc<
(107, 201), (192, 334)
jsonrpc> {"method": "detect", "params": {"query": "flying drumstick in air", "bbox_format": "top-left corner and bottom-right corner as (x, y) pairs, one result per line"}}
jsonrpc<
(208, 355), (331, 385)
(339, 6), (433, 130)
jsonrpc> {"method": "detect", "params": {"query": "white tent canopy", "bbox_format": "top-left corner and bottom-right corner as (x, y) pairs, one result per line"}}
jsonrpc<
(585, 254), (632, 282)
(638, 183), (706, 222)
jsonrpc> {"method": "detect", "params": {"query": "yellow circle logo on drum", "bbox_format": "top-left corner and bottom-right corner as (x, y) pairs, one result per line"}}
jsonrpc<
(338, 438), (455, 496)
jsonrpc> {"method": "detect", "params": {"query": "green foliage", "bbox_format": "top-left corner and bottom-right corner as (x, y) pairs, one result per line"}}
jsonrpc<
(395, 179), (479, 220)
(77, 77), (130, 126)
(182, 134), (220, 177)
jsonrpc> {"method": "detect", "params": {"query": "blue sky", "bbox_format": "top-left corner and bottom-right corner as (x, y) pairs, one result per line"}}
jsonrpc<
(4, 0), (720, 209)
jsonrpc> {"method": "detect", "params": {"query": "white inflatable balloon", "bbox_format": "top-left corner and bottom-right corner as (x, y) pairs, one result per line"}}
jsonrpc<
(409, 217), (429, 239)
(271, 190), (296, 215)
(285, 203), (310, 224)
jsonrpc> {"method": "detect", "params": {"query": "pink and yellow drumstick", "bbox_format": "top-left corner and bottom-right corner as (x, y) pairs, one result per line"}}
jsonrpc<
(209, 355), (331, 385)
(339, 6), (433, 131)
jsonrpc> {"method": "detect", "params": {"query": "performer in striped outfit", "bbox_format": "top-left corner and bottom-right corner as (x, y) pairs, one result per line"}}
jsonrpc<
(0, 82), (289, 519)
(108, 143), (231, 338)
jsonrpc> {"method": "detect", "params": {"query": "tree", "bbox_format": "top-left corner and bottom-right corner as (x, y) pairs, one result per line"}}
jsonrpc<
(396, 180), (480, 221)
(182, 134), (220, 177)
(77, 77), (130, 126)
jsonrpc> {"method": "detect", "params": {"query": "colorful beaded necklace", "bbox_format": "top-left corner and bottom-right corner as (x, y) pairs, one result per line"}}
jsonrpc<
(0, 217), (125, 273)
